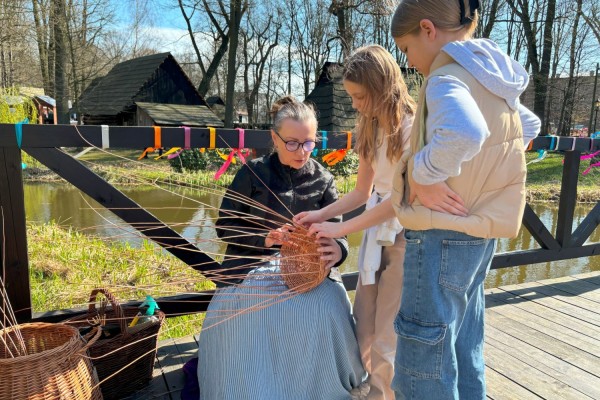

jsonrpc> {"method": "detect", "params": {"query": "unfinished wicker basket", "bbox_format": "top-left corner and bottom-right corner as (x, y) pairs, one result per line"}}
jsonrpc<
(66, 288), (164, 400)
(0, 322), (103, 400)
(279, 229), (327, 293)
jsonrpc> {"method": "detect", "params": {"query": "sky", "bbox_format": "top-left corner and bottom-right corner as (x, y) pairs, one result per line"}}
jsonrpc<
(112, 0), (196, 54)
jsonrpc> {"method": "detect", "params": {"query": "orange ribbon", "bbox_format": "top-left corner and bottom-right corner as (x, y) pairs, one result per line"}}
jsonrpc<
(322, 131), (352, 166)
(138, 126), (162, 160)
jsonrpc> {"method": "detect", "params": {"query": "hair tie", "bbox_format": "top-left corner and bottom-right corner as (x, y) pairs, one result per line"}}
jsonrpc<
(554, 136), (560, 151)
(460, 0), (480, 25)
(346, 131), (352, 150)
(571, 137), (577, 151)
(590, 138), (595, 152)
(549, 136), (556, 151)
(321, 131), (328, 149)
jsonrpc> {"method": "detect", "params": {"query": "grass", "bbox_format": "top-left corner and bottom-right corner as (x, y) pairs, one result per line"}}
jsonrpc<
(525, 152), (599, 202)
(27, 221), (214, 339)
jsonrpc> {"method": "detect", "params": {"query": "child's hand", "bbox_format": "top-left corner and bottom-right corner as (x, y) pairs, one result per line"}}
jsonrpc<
(408, 177), (468, 217)
(293, 210), (324, 228)
(307, 221), (346, 239)
(316, 237), (342, 271)
(265, 224), (295, 248)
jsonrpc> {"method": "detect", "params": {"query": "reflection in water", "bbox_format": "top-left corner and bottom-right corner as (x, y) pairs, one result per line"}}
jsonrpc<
(24, 183), (599, 288)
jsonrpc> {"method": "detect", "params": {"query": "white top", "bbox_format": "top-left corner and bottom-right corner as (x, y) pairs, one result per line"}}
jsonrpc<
(371, 114), (414, 194)
(358, 113), (414, 285)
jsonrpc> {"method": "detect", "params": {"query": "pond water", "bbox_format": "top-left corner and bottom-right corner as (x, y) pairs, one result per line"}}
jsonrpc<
(24, 182), (600, 289)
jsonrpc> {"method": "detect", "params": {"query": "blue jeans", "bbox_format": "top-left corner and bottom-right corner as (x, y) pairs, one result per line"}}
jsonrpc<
(392, 229), (496, 400)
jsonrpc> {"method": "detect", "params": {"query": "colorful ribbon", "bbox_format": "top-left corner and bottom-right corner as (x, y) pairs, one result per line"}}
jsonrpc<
(165, 126), (192, 160)
(14, 118), (28, 149)
(200, 127), (216, 153)
(214, 128), (250, 180)
(138, 126), (162, 159)
(581, 150), (600, 175)
(322, 131), (352, 166)
(526, 149), (547, 165)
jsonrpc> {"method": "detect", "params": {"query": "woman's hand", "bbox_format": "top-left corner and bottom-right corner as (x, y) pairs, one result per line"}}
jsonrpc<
(408, 176), (468, 216)
(265, 224), (294, 248)
(316, 237), (342, 271)
(307, 221), (346, 239)
(293, 210), (324, 228)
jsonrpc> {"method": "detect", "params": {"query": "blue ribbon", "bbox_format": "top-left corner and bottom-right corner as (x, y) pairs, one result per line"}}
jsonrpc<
(15, 118), (28, 149)
(549, 136), (556, 151)
(321, 130), (328, 149)
(15, 118), (29, 149)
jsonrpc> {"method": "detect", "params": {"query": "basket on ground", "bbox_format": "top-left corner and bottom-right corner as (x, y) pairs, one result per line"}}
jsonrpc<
(65, 288), (164, 400)
(0, 322), (103, 400)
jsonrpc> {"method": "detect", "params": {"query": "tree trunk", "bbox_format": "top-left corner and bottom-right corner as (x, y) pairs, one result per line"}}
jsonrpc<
(225, 0), (243, 127)
(32, 0), (51, 95)
(53, 0), (70, 124)
(536, 0), (556, 134)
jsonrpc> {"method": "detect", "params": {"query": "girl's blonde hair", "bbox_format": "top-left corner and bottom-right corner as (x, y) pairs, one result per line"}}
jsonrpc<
(343, 45), (417, 163)
(390, 0), (479, 38)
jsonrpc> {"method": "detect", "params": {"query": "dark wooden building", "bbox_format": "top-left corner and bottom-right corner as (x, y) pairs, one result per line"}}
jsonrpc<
(79, 53), (214, 126)
(305, 62), (356, 133)
(305, 61), (422, 135)
(135, 102), (223, 127)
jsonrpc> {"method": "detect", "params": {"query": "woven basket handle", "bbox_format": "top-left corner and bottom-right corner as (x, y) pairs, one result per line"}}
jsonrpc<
(88, 288), (128, 335)
(79, 325), (102, 354)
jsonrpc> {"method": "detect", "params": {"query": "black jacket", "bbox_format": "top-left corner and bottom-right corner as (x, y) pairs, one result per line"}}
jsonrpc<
(215, 153), (349, 283)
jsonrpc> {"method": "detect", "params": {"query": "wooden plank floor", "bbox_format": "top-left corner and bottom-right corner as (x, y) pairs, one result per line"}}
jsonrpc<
(127, 271), (600, 400)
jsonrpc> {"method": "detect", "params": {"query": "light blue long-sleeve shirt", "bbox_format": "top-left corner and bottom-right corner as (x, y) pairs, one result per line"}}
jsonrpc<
(413, 39), (541, 185)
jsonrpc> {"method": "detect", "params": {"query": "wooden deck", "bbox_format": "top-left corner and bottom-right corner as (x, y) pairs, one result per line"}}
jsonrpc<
(127, 271), (600, 399)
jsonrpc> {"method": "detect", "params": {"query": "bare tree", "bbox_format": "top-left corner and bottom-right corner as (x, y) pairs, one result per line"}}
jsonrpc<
(506, 0), (556, 133)
(241, 9), (280, 124)
(53, 0), (69, 123)
(224, 0), (248, 127)
(178, 0), (229, 97)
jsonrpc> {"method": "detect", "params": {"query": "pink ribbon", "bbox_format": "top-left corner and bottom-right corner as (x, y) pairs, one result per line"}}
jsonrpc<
(581, 150), (600, 175)
(167, 126), (192, 160)
(214, 128), (250, 180)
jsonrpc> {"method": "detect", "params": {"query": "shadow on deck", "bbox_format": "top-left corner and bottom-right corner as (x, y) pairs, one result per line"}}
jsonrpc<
(127, 270), (600, 400)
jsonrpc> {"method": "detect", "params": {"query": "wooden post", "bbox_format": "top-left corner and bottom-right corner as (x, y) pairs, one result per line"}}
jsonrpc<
(556, 150), (580, 247)
(0, 147), (32, 322)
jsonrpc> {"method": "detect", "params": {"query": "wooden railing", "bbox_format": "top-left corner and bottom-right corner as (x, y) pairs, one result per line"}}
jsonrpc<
(0, 123), (598, 322)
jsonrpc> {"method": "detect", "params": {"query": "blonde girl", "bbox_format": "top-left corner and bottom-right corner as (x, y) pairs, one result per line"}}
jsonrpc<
(389, 1), (540, 399)
(295, 45), (416, 400)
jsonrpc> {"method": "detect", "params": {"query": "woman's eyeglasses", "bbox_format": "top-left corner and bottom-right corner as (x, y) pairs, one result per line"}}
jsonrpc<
(272, 129), (316, 152)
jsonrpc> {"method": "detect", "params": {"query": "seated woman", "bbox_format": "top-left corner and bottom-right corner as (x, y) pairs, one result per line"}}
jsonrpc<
(197, 96), (367, 400)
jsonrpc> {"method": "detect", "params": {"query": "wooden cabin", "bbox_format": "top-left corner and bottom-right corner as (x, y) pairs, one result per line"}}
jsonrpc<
(135, 102), (223, 127)
(79, 53), (218, 126)
(305, 62), (356, 133)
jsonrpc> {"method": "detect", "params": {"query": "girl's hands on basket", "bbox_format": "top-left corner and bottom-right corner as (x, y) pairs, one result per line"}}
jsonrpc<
(293, 210), (324, 228)
(307, 221), (346, 239)
(265, 224), (294, 248)
(316, 237), (342, 270)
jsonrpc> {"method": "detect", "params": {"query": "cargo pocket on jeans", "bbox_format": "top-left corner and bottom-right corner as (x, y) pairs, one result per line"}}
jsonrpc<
(440, 238), (488, 292)
(394, 312), (446, 379)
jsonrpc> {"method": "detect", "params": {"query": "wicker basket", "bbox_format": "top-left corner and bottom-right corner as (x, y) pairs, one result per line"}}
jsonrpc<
(65, 288), (164, 400)
(279, 230), (327, 293)
(0, 322), (103, 400)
